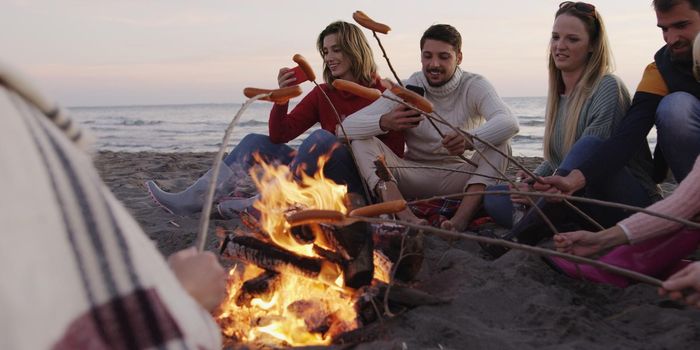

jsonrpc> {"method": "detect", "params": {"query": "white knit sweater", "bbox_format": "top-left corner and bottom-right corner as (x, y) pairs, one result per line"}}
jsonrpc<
(342, 67), (519, 162)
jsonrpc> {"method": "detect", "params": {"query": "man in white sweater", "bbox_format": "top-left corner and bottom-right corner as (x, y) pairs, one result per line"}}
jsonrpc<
(342, 24), (519, 231)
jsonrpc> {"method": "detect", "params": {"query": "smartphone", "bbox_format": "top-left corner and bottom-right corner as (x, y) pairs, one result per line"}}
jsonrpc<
(405, 84), (425, 125)
(405, 84), (425, 96)
(290, 65), (309, 85)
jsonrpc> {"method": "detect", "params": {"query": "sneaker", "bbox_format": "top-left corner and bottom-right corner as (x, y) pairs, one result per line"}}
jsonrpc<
(216, 194), (260, 219)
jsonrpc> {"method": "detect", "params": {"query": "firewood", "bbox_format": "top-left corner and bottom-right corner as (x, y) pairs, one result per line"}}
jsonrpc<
(221, 236), (323, 278)
(319, 221), (374, 289)
(373, 223), (425, 282)
(234, 270), (280, 307)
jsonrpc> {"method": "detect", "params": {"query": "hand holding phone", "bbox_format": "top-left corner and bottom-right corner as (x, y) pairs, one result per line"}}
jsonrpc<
(278, 66), (309, 88)
(404, 84), (425, 126)
(290, 66), (309, 85)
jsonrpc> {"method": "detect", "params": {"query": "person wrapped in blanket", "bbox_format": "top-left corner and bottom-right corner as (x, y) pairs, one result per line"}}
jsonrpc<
(0, 63), (226, 349)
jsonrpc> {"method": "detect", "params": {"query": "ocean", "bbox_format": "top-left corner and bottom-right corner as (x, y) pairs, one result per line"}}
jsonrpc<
(68, 97), (656, 157)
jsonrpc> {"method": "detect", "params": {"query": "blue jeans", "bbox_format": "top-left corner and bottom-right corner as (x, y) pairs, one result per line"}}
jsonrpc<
(484, 136), (654, 234)
(223, 130), (365, 195)
(656, 91), (700, 181)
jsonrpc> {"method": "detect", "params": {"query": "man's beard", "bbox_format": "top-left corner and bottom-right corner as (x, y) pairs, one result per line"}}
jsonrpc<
(669, 40), (692, 64)
(425, 68), (451, 87)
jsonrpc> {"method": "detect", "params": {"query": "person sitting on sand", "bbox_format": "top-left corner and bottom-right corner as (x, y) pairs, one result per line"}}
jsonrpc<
(539, 0), (700, 203)
(0, 62), (226, 348)
(342, 24), (519, 229)
(551, 154), (700, 291)
(535, 0), (700, 290)
(480, 1), (659, 258)
(145, 21), (404, 216)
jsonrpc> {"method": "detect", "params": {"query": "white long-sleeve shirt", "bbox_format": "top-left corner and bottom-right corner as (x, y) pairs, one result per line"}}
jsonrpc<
(342, 67), (519, 162)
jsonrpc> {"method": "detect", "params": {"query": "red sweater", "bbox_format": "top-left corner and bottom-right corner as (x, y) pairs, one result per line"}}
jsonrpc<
(268, 77), (405, 157)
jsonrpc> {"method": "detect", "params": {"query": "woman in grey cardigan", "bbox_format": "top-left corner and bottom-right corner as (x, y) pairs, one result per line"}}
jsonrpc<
(482, 2), (659, 258)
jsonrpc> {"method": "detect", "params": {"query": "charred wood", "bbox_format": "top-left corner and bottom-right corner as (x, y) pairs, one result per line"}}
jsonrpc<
(322, 221), (375, 289)
(222, 236), (323, 278)
(373, 223), (425, 282)
(234, 270), (281, 307)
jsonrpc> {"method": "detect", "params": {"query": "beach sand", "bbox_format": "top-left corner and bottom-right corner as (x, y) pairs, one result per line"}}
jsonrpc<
(95, 151), (700, 349)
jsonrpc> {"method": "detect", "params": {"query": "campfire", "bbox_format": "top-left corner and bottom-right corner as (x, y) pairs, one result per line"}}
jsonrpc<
(214, 154), (406, 347)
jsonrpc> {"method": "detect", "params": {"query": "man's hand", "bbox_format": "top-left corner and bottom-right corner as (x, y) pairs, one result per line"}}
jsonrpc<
(553, 225), (628, 257)
(659, 262), (700, 308)
(379, 105), (424, 131)
(168, 247), (227, 311)
(539, 169), (587, 195)
(441, 131), (471, 155)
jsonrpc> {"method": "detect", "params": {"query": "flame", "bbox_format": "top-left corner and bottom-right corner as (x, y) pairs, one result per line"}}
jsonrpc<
(217, 267), (358, 346)
(216, 153), (360, 346)
(251, 153), (348, 257)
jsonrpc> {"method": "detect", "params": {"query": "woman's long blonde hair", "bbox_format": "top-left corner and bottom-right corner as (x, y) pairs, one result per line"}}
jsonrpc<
(316, 21), (377, 87)
(543, 4), (617, 160)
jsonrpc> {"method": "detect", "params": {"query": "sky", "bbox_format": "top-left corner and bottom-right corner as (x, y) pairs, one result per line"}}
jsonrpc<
(0, 0), (666, 107)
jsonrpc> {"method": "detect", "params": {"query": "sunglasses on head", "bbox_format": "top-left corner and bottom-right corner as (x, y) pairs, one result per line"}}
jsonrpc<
(559, 1), (596, 14)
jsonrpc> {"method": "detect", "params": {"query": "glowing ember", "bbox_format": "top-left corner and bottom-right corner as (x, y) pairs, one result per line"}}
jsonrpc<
(216, 266), (358, 346)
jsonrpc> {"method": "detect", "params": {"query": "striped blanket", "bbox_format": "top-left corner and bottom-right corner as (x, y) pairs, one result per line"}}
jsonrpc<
(0, 62), (221, 349)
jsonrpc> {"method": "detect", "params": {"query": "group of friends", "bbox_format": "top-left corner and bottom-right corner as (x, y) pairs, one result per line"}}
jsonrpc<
(147, 0), (700, 310)
(3, 0), (700, 348)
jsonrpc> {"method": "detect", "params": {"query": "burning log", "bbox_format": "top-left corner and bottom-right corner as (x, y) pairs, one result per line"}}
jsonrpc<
(234, 270), (281, 307)
(222, 236), (324, 278)
(290, 224), (316, 245)
(373, 223), (425, 282)
(318, 221), (374, 289)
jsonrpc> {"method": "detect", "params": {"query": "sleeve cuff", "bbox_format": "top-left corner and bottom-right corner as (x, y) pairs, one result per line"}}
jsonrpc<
(617, 223), (635, 244)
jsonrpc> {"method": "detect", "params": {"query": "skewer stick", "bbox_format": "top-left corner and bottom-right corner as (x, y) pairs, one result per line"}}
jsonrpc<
(372, 32), (403, 88)
(293, 54), (374, 203)
(334, 79), (557, 232)
(311, 80), (374, 203)
(289, 206), (665, 287)
(386, 165), (507, 182)
(408, 189), (700, 230)
(195, 94), (270, 251)
(354, 216), (664, 287)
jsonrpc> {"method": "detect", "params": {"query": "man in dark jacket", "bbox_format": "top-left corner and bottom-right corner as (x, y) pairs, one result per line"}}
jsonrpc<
(541, 0), (700, 194)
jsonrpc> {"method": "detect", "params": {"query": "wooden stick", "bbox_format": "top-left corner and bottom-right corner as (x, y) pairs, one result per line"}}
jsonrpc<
(386, 165), (507, 182)
(563, 199), (605, 231)
(377, 94), (557, 233)
(195, 94), (267, 251)
(354, 216), (664, 287)
(372, 32), (403, 88)
(381, 95), (478, 167)
(383, 100), (603, 231)
(425, 111), (602, 233)
(408, 189), (700, 230)
(312, 80), (374, 203)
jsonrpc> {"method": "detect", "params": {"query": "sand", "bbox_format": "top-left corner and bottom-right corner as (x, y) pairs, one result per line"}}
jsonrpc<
(95, 151), (700, 349)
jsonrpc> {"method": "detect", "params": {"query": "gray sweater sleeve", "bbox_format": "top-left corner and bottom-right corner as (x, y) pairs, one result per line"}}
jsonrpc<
(579, 75), (630, 140)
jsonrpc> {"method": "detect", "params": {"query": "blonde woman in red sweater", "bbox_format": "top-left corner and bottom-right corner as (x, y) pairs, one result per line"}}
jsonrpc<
(146, 21), (403, 216)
